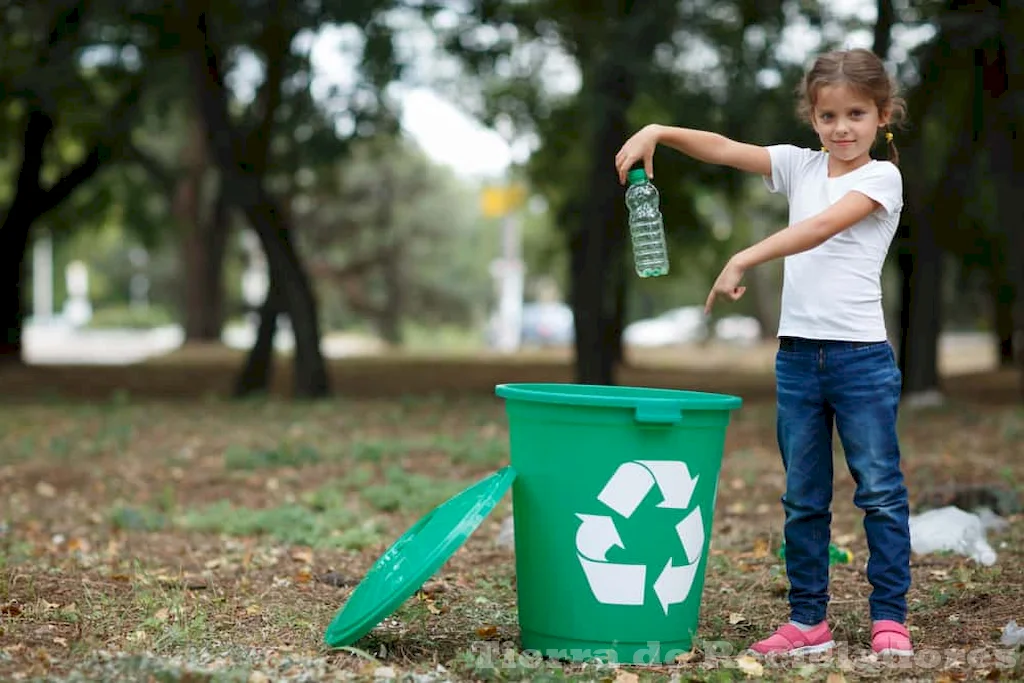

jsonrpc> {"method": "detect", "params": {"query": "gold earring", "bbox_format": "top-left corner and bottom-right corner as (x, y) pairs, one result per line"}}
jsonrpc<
(885, 131), (894, 143)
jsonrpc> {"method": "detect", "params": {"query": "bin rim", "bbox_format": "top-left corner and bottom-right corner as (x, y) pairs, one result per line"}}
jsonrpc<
(495, 382), (742, 412)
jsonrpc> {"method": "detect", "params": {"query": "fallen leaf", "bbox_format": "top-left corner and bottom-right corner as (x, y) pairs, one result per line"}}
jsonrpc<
(35, 481), (56, 498)
(476, 625), (498, 638)
(614, 671), (639, 683)
(66, 537), (90, 553)
(734, 655), (764, 678)
(752, 538), (769, 559)
(110, 573), (131, 583)
(154, 608), (170, 622)
(291, 549), (313, 564)
(674, 650), (698, 663)
(826, 673), (847, 683)
(295, 567), (312, 584)
(729, 612), (747, 625)
(1, 602), (23, 617)
(185, 576), (208, 590)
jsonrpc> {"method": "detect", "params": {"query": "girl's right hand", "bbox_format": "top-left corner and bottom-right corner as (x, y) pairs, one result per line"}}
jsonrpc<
(615, 124), (661, 184)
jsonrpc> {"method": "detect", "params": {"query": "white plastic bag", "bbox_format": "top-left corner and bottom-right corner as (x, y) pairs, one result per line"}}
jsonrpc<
(909, 506), (997, 566)
(1001, 620), (1024, 647)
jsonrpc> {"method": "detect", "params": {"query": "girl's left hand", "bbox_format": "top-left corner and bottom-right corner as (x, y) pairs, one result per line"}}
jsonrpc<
(705, 258), (747, 315)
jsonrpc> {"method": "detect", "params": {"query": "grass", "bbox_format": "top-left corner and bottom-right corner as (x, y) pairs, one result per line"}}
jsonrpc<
(0, 355), (1022, 681)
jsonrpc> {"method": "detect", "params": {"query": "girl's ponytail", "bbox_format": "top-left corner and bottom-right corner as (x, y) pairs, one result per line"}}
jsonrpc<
(885, 129), (899, 166)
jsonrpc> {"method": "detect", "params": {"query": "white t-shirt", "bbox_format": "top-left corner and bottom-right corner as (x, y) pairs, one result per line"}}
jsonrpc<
(763, 144), (904, 342)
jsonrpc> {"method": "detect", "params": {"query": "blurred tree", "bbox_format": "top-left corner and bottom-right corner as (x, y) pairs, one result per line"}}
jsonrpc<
(178, 0), (328, 398)
(979, 0), (1024, 397)
(896, 0), (1023, 401)
(298, 136), (491, 344)
(0, 1), (149, 364)
(174, 0), (401, 397)
(434, 0), (814, 383)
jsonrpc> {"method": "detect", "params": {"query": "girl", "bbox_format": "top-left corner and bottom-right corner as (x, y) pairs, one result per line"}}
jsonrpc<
(614, 48), (913, 658)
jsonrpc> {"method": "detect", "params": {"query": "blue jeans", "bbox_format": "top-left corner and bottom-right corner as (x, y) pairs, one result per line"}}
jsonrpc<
(775, 337), (911, 625)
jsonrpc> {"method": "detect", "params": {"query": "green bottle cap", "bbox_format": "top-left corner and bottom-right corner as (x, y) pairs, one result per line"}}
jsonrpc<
(627, 168), (648, 185)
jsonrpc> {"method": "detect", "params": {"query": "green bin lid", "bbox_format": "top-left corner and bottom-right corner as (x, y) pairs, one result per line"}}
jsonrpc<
(495, 383), (742, 412)
(324, 466), (516, 648)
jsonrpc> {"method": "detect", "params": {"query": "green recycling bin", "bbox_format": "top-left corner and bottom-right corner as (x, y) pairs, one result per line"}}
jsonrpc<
(495, 383), (742, 665)
(323, 382), (741, 668)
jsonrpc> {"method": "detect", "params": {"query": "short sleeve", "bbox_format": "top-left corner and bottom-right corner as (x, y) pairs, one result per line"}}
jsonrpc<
(762, 144), (814, 198)
(849, 161), (904, 217)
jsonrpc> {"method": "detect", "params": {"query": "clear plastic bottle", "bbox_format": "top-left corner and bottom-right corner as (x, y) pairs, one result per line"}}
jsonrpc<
(625, 168), (669, 278)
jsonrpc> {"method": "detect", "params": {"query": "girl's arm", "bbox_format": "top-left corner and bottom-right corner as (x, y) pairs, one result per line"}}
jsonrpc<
(703, 191), (882, 313)
(733, 191), (881, 268)
(615, 124), (771, 183)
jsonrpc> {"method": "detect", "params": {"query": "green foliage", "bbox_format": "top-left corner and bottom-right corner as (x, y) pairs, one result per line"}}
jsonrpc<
(294, 135), (495, 334)
(87, 304), (176, 330)
(181, 500), (383, 550)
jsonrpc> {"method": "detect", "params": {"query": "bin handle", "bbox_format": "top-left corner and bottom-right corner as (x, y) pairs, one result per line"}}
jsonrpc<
(634, 405), (682, 425)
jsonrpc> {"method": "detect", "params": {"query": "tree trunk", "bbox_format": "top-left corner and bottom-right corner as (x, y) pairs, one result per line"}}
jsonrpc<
(234, 275), (281, 396)
(900, 91), (977, 399)
(989, 265), (1016, 367)
(873, 0), (895, 61)
(572, 82), (631, 385)
(178, 110), (229, 342)
(0, 213), (35, 364)
(181, 189), (229, 341)
(181, 2), (329, 398)
(984, 35), (1024, 397)
(0, 111), (52, 366)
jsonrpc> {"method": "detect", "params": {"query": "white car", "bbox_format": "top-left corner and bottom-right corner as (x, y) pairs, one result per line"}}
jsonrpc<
(623, 306), (708, 347)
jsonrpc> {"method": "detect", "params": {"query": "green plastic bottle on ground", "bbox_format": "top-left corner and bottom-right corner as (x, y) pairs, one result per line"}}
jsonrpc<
(625, 168), (669, 278)
(778, 542), (853, 565)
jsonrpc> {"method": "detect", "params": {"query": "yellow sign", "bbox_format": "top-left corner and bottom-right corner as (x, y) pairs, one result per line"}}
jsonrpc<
(481, 184), (527, 218)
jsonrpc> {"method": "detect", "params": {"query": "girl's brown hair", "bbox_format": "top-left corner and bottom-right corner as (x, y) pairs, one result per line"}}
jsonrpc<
(797, 48), (907, 165)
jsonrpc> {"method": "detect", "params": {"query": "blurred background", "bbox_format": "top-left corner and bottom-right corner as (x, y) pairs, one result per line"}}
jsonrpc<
(1, 0), (1021, 401)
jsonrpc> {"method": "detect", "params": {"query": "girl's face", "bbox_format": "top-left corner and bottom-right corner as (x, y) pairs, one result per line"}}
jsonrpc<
(811, 84), (890, 172)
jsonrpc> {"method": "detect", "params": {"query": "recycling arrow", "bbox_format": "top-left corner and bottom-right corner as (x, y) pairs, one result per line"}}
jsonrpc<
(596, 460), (699, 518)
(575, 459), (705, 614)
(575, 514), (624, 561)
(652, 507), (704, 614)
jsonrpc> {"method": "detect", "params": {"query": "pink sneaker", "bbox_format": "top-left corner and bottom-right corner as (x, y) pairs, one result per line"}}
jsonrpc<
(871, 620), (913, 656)
(748, 622), (835, 657)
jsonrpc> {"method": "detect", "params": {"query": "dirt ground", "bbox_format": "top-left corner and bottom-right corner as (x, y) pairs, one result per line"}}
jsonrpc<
(0, 349), (1022, 681)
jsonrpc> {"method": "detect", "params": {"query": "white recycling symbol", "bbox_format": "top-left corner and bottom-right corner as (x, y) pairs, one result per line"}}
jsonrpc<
(575, 460), (704, 615)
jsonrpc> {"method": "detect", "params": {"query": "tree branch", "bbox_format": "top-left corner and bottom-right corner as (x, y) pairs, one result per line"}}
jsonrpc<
(125, 141), (179, 195)
(38, 79), (144, 218)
